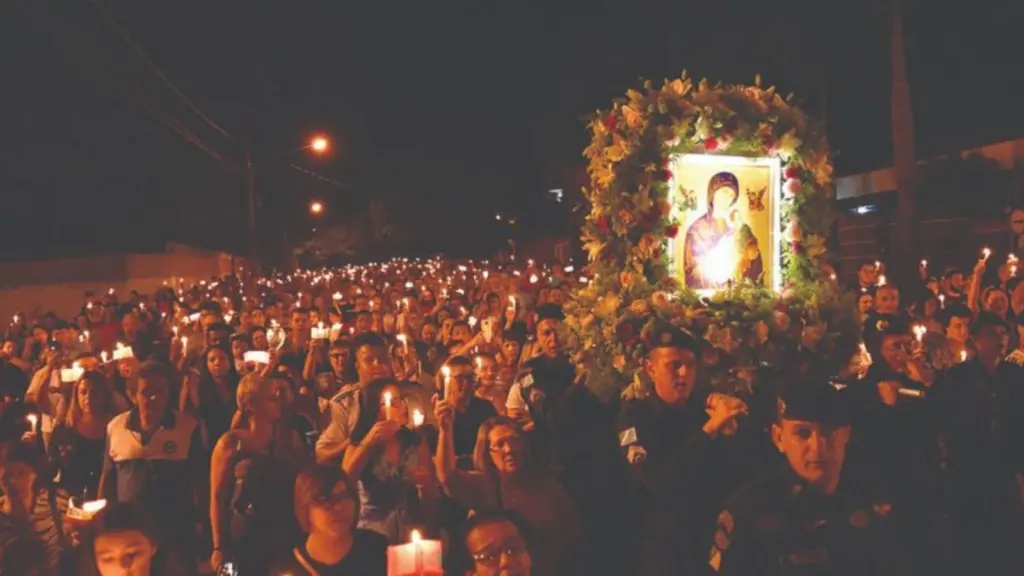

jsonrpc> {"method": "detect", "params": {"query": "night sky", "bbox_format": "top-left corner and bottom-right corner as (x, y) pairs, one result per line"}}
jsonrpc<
(2, 0), (1022, 261)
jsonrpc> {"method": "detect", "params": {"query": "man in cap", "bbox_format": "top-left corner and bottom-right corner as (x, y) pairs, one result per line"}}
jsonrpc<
(618, 322), (754, 575)
(709, 375), (907, 575)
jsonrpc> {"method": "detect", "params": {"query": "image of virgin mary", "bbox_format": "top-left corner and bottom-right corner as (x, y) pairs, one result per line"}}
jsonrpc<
(683, 171), (764, 289)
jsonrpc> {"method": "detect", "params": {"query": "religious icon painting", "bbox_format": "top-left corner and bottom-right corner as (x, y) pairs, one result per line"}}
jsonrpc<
(667, 154), (782, 294)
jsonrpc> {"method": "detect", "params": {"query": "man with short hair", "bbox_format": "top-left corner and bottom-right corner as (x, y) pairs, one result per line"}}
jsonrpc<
(709, 376), (907, 575)
(99, 361), (204, 573)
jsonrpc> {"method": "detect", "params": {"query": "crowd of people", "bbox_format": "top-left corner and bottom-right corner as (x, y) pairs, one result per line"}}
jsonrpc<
(0, 253), (1022, 575)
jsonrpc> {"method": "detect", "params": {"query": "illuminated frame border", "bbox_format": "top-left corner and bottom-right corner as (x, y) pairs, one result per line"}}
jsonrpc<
(667, 153), (783, 294)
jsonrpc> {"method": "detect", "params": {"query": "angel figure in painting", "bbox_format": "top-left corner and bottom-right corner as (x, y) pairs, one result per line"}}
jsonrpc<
(683, 171), (763, 289)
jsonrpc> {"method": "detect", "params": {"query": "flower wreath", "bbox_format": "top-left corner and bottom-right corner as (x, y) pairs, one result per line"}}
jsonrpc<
(562, 74), (859, 400)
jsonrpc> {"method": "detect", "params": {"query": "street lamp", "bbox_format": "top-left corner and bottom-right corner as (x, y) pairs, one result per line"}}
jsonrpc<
(246, 133), (331, 274)
(309, 200), (324, 215)
(310, 136), (329, 154)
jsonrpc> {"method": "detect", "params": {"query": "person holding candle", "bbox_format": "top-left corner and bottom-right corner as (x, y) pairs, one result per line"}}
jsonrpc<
(180, 346), (239, 452)
(434, 412), (579, 576)
(48, 371), (115, 502)
(343, 378), (438, 543)
(272, 464), (387, 575)
(437, 356), (497, 469)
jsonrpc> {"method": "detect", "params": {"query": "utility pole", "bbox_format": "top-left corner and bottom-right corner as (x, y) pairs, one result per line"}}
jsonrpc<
(890, 0), (917, 287)
(245, 148), (260, 275)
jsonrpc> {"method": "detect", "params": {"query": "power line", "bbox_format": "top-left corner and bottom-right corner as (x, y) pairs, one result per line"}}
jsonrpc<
(88, 0), (234, 142)
(287, 163), (348, 189)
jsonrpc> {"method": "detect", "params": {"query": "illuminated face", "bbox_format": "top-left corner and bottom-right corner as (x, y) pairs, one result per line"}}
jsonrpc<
(772, 420), (850, 488)
(474, 356), (498, 387)
(488, 425), (526, 476)
(857, 294), (874, 314)
(135, 376), (169, 425)
(646, 347), (698, 406)
(355, 344), (392, 383)
(309, 480), (356, 537)
(710, 186), (735, 219)
(501, 341), (521, 365)
(452, 324), (472, 344)
(974, 325), (1009, 359)
(420, 323), (438, 343)
(329, 346), (349, 376)
(880, 334), (911, 371)
(291, 311), (311, 334)
(94, 529), (157, 576)
(946, 316), (970, 344)
(464, 518), (532, 576)
(76, 379), (101, 415)
(251, 309), (266, 327)
(355, 313), (372, 334)
(0, 461), (36, 502)
(251, 330), (269, 350)
(206, 348), (230, 378)
(536, 319), (560, 358)
(985, 290), (1009, 316)
(874, 287), (899, 314)
(378, 384), (409, 425)
(858, 264), (877, 287)
(231, 339), (248, 359)
(443, 363), (475, 404)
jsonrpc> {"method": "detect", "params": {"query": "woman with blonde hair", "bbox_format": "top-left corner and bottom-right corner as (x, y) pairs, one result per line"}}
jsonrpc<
(208, 373), (307, 574)
(434, 412), (579, 576)
(49, 371), (114, 500)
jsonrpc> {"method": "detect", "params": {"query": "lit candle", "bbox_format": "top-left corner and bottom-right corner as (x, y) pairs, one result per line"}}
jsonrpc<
(960, 349), (968, 363)
(441, 365), (451, 399)
(529, 274), (539, 284)
(396, 333), (408, 354)
(383, 391), (395, 421)
(66, 498), (108, 527)
(387, 529), (443, 576)
(938, 294), (946, 308)
(912, 325), (927, 343)
(181, 336), (189, 354)
(920, 259), (927, 270)
(101, 351), (108, 363)
(877, 274), (887, 287)
(982, 247), (992, 260)
(412, 409), (425, 428)
(26, 413), (37, 430)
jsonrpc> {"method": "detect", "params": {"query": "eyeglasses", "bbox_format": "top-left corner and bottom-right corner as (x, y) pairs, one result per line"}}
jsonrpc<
(488, 435), (523, 453)
(313, 490), (354, 507)
(470, 540), (528, 567)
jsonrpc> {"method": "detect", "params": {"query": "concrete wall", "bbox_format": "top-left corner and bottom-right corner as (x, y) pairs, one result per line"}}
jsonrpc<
(0, 244), (244, 321)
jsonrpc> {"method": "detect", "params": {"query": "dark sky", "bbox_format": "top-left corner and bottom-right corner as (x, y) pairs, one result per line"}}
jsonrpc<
(2, 0), (1022, 261)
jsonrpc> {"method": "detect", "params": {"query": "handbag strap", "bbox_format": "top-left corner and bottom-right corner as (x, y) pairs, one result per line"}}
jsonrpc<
(293, 546), (322, 576)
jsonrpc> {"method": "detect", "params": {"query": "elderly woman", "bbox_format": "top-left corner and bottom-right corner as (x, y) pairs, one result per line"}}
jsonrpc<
(208, 373), (307, 574)
(434, 412), (579, 576)
(271, 464), (387, 575)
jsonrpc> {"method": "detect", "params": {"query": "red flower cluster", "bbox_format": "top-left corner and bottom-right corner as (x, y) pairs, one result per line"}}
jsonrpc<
(664, 224), (679, 239)
(784, 164), (801, 180)
(704, 138), (719, 151)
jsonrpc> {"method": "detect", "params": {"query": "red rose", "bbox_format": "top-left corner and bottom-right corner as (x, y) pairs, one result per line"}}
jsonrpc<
(784, 165), (801, 180)
(704, 138), (719, 151)
(790, 242), (803, 255)
(665, 224), (679, 239)
(597, 216), (609, 233)
(655, 169), (672, 182)
(604, 113), (618, 131)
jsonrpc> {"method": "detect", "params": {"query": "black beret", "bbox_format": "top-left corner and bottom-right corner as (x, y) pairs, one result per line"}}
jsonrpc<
(535, 304), (565, 324)
(646, 323), (700, 354)
(778, 376), (852, 426)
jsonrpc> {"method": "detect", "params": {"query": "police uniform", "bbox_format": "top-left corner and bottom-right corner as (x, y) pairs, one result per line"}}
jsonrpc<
(618, 325), (766, 575)
(709, 379), (908, 576)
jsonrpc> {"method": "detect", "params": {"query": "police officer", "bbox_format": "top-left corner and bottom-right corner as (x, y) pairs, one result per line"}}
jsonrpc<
(618, 323), (754, 575)
(709, 374), (907, 575)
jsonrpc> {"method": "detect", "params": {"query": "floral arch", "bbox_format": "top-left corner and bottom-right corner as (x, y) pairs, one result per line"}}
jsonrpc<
(563, 74), (858, 399)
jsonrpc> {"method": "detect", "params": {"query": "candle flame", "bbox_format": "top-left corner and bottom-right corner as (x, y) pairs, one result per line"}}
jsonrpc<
(960, 349), (968, 362)
(383, 391), (393, 407)
(441, 365), (451, 380)
(410, 529), (422, 544)
(412, 409), (425, 427)
(81, 499), (107, 513)
(913, 325), (927, 342)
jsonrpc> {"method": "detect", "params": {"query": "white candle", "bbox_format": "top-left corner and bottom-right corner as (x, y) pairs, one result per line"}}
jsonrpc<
(412, 409), (424, 428)
(396, 334), (408, 354)
(26, 413), (37, 429)
(913, 325), (926, 343)
(383, 391), (395, 420)
(440, 365), (450, 399)
(960, 349), (968, 363)
(387, 529), (443, 576)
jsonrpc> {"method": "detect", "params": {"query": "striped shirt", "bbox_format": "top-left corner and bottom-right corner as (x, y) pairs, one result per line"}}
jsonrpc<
(0, 488), (69, 575)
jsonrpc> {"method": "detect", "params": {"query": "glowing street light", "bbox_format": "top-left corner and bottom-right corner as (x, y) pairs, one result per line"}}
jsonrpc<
(310, 136), (329, 153)
(309, 201), (324, 215)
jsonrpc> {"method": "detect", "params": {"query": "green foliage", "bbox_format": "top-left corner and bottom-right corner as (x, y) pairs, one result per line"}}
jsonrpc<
(563, 73), (858, 401)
